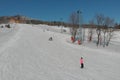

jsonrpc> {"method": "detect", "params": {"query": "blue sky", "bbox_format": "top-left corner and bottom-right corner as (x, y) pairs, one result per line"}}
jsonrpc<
(0, 0), (120, 23)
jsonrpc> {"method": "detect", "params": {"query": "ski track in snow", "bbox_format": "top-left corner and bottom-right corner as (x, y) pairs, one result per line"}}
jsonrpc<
(0, 24), (120, 80)
(0, 25), (23, 55)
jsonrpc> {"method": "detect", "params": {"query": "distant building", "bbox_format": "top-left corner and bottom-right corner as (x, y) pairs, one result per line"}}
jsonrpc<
(0, 15), (28, 24)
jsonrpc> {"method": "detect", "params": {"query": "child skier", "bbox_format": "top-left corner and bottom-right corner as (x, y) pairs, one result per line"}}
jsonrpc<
(80, 57), (84, 68)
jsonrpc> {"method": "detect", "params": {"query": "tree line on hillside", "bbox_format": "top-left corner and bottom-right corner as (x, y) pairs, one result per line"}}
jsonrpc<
(0, 15), (120, 29)
(0, 15), (69, 27)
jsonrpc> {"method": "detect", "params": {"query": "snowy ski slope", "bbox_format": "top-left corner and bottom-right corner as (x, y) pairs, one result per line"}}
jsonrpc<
(0, 24), (120, 80)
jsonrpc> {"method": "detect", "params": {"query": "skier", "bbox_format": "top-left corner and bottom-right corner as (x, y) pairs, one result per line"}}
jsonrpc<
(49, 37), (53, 41)
(80, 57), (84, 68)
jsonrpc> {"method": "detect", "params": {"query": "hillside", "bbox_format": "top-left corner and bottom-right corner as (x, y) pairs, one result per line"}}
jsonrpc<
(0, 15), (66, 26)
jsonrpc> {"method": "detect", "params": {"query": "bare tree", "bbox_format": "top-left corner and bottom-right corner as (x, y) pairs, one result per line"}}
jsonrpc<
(69, 12), (79, 42)
(95, 14), (105, 46)
(102, 17), (114, 47)
(102, 25), (107, 47)
(88, 20), (94, 42)
(105, 18), (114, 46)
(94, 14), (115, 47)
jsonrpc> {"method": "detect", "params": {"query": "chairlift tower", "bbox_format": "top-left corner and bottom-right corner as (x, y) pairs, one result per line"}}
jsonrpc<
(77, 10), (83, 44)
(60, 18), (63, 33)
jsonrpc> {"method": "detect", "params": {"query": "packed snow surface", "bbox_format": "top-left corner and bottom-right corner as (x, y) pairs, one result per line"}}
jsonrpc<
(0, 24), (120, 80)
